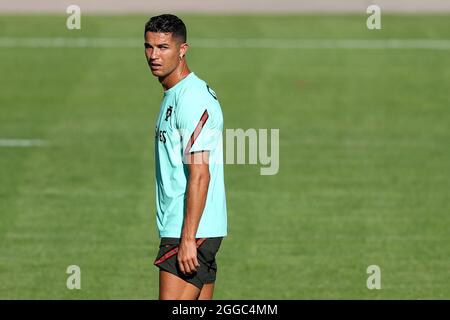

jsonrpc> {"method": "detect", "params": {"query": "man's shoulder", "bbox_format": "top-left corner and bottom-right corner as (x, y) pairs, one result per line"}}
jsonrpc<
(178, 73), (218, 102)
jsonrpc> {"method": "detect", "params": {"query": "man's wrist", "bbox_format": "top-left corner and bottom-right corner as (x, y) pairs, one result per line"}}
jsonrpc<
(180, 234), (196, 242)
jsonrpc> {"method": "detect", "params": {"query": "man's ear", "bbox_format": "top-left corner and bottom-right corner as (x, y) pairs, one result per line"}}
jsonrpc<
(179, 42), (189, 58)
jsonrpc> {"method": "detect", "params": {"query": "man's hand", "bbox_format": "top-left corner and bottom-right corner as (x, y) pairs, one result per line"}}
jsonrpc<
(177, 239), (200, 274)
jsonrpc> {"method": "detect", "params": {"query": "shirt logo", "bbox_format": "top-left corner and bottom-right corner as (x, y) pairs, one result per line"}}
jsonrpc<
(165, 106), (173, 121)
(207, 85), (218, 100)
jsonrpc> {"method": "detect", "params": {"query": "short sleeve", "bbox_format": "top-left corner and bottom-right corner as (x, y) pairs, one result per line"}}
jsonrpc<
(176, 88), (223, 156)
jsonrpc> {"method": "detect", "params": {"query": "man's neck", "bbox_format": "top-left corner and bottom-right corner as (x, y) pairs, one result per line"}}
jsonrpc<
(159, 63), (191, 91)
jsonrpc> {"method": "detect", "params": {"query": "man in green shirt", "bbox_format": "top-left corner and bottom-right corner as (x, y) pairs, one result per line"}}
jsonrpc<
(144, 14), (227, 300)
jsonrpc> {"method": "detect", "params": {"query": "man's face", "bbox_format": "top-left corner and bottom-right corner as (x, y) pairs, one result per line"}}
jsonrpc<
(144, 32), (186, 78)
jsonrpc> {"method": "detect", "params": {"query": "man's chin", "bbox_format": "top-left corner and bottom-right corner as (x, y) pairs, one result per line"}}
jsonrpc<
(151, 70), (164, 77)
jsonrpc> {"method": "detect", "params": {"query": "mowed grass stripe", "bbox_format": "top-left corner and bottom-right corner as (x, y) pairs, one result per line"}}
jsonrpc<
(1, 37), (450, 49)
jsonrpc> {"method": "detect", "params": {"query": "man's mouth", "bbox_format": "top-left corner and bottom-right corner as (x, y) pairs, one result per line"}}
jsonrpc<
(150, 62), (162, 70)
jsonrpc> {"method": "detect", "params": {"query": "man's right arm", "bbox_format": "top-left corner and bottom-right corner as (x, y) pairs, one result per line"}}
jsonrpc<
(177, 151), (210, 275)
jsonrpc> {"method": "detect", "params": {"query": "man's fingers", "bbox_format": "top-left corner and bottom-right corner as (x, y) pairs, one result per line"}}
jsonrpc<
(184, 261), (192, 274)
(178, 259), (191, 274)
(178, 258), (199, 275)
(187, 260), (197, 273)
(177, 241), (200, 274)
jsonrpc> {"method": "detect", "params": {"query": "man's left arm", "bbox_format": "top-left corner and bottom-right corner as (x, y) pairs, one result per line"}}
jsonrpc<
(177, 151), (210, 275)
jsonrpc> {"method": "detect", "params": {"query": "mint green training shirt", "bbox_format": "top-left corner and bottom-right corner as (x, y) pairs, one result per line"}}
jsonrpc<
(154, 72), (227, 238)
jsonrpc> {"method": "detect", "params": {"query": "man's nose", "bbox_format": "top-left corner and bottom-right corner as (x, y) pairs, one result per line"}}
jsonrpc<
(150, 48), (159, 60)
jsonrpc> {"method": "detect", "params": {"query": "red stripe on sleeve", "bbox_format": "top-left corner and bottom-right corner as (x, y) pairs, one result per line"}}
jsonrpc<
(184, 110), (209, 155)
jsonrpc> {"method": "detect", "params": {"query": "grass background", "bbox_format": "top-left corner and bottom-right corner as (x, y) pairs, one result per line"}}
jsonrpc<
(0, 14), (449, 299)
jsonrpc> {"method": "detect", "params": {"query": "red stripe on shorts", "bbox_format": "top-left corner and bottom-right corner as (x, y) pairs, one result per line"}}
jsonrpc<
(154, 238), (208, 265)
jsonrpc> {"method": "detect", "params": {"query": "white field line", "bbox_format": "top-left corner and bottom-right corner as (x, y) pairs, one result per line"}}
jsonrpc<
(0, 139), (48, 147)
(0, 37), (450, 50)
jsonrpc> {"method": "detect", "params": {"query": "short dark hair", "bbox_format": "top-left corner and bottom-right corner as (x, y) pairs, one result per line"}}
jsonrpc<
(144, 14), (187, 43)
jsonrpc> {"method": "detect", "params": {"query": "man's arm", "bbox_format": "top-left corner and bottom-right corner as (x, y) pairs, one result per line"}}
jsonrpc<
(177, 151), (210, 275)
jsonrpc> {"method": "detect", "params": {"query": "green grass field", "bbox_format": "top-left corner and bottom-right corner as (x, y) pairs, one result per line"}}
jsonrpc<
(0, 14), (449, 299)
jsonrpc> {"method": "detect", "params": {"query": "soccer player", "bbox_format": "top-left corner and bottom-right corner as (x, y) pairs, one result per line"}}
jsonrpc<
(144, 14), (227, 300)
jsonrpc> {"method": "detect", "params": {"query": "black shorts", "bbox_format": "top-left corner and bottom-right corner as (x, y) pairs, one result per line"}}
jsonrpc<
(154, 237), (223, 290)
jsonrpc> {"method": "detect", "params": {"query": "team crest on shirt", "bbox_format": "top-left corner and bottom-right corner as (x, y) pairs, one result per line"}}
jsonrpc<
(165, 106), (173, 121)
